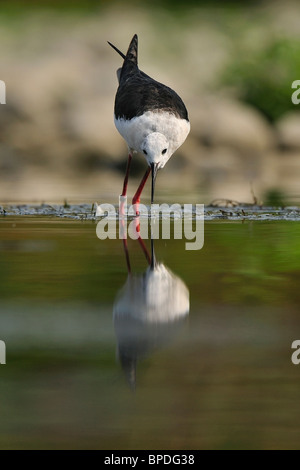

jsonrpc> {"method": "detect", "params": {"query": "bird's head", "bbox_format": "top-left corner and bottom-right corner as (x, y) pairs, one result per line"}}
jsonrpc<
(141, 132), (170, 167)
(141, 132), (170, 203)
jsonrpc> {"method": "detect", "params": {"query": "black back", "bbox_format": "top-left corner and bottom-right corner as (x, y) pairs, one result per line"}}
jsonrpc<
(111, 35), (189, 121)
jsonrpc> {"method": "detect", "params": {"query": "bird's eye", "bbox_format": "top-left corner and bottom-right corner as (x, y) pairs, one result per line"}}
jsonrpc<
(162, 148), (167, 155)
(143, 150), (148, 155)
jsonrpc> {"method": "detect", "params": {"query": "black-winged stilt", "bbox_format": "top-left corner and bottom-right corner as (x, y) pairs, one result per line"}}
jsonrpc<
(108, 34), (190, 209)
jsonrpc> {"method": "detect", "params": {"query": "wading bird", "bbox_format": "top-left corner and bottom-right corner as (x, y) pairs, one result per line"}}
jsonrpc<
(108, 34), (190, 209)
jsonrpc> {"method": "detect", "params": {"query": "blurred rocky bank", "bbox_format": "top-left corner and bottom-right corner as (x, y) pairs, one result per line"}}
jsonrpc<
(0, 4), (299, 204)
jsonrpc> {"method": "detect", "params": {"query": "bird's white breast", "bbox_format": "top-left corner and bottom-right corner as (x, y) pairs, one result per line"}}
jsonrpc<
(113, 263), (190, 323)
(114, 111), (190, 159)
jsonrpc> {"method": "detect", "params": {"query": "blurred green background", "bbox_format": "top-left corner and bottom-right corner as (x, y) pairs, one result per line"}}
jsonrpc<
(0, 0), (299, 204)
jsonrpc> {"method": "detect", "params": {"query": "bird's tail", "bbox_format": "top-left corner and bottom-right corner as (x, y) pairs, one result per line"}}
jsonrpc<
(119, 34), (138, 80)
(108, 34), (138, 83)
(107, 34), (138, 66)
(125, 34), (138, 66)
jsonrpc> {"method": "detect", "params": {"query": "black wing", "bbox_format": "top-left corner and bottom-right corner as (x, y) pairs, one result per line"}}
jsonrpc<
(115, 71), (189, 121)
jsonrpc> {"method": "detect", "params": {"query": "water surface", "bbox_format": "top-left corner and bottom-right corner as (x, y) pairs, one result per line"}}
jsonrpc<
(0, 217), (299, 449)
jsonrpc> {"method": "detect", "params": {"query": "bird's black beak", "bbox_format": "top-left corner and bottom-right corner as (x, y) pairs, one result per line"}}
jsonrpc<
(151, 163), (159, 204)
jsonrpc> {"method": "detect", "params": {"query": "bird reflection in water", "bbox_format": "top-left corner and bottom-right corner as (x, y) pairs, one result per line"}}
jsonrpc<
(113, 216), (190, 390)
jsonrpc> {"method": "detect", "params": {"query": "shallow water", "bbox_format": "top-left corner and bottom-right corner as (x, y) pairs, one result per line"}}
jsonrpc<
(0, 216), (300, 449)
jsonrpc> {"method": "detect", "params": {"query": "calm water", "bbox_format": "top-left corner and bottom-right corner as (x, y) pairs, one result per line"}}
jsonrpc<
(0, 217), (300, 449)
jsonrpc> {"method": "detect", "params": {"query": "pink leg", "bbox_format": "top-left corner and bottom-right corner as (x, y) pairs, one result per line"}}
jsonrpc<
(119, 215), (131, 273)
(137, 235), (151, 264)
(132, 166), (151, 214)
(132, 216), (151, 264)
(121, 153), (133, 197)
(121, 216), (150, 272)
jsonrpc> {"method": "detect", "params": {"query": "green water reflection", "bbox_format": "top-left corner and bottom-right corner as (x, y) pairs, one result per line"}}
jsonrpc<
(0, 218), (299, 449)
